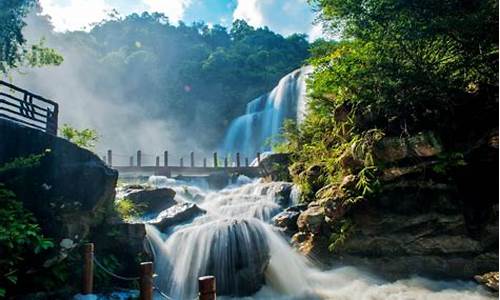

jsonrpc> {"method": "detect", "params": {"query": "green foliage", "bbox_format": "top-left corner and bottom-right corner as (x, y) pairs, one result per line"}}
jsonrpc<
(0, 1), (63, 73)
(0, 184), (54, 296)
(432, 152), (467, 175)
(0, 150), (48, 173)
(115, 198), (145, 221)
(287, 0), (497, 251)
(60, 124), (99, 150)
(328, 218), (353, 252)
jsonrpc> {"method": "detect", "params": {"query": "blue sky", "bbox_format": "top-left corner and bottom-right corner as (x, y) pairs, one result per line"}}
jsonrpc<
(38, 0), (322, 39)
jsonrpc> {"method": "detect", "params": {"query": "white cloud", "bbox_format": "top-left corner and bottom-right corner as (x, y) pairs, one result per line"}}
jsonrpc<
(39, 0), (112, 32)
(233, 0), (321, 39)
(233, 0), (264, 27)
(142, 0), (192, 23)
(38, 0), (193, 32)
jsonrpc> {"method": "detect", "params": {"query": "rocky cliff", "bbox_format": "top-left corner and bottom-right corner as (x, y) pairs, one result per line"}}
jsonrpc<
(0, 119), (118, 245)
(279, 130), (498, 280)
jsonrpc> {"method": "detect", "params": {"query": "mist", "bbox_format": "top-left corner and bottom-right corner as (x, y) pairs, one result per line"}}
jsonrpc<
(6, 9), (309, 165)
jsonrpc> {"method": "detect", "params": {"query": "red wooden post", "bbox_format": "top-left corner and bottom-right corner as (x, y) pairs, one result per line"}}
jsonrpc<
(191, 152), (195, 167)
(198, 276), (216, 300)
(140, 262), (153, 300)
(164, 151), (168, 167)
(107, 150), (112, 167)
(82, 243), (94, 295)
(236, 152), (241, 168)
(213, 152), (218, 168)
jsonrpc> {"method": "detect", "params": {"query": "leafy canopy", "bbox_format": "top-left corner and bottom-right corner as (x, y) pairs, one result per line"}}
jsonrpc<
(0, 0), (63, 74)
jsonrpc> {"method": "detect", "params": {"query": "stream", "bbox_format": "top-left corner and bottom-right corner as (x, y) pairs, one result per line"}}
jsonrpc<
(133, 175), (493, 300)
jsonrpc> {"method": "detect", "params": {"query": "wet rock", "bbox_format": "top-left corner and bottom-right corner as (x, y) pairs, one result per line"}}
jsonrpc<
(149, 202), (205, 231)
(126, 188), (176, 213)
(202, 219), (270, 296)
(297, 205), (325, 234)
(273, 210), (300, 233)
(474, 271), (499, 291)
(272, 182), (294, 207)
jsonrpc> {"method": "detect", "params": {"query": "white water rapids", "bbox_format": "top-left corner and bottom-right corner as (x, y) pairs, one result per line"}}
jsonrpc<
(141, 176), (493, 300)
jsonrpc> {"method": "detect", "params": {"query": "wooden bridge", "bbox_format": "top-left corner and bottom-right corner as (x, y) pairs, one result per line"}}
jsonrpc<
(105, 150), (263, 178)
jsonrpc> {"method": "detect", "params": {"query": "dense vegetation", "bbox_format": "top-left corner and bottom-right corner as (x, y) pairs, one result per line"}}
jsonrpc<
(22, 12), (310, 149)
(283, 0), (498, 249)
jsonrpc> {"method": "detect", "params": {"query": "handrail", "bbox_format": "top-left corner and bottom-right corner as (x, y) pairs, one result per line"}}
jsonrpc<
(0, 80), (58, 135)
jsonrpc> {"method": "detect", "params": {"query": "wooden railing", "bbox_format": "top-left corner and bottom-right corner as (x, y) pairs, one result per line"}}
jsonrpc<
(0, 80), (59, 135)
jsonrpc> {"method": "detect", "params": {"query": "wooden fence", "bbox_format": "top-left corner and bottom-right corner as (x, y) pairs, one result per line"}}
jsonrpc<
(0, 80), (59, 135)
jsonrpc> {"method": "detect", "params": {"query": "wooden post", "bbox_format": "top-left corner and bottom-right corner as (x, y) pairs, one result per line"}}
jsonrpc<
(236, 153), (241, 168)
(137, 150), (142, 167)
(129, 156), (134, 166)
(140, 262), (153, 300)
(155, 156), (160, 167)
(180, 157), (184, 167)
(256, 152), (261, 166)
(199, 276), (216, 300)
(224, 157), (228, 168)
(82, 243), (94, 295)
(203, 158), (207, 168)
(245, 157), (249, 167)
(213, 152), (218, 168)
(191, 152), (195, 167)
(107, 150), (112, 167)
(164, 151), (168, 167)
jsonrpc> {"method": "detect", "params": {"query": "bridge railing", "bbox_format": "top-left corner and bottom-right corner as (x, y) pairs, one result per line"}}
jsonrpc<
(0, 80), (59, 135)
(104, 150), (262, 169)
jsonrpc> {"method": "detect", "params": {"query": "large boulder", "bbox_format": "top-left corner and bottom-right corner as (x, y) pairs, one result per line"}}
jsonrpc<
(0, 119), (117, 242)
(373, 131), (442, 163)
(148, 202), (206, 231)
(293, 180), (498, 280)
(125, 188), (176, 213)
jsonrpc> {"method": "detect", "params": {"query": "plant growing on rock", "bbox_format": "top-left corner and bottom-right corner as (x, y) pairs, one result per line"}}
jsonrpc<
(60, 124), (99, 151)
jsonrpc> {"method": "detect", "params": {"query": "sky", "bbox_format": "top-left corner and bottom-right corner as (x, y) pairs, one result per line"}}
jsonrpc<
(38, 0), (323, 39)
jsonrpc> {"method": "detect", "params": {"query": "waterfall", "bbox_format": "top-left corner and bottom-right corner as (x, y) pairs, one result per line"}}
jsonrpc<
(221, 66), (313, 159)
(144, 177), (492, 300)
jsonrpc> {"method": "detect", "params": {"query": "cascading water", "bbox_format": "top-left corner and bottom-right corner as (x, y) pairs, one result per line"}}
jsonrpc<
(143, 177), (492, 300)
(221, 66), (313, 158)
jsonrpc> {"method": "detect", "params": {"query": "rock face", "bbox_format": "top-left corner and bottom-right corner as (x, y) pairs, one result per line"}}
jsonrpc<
(0, 119), (117, 242)
(291, 130), (498, 280)
(273, 204), (307, 234)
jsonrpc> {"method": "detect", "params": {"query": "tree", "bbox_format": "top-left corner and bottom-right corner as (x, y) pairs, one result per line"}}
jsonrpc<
(0, 0), (63, 74)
